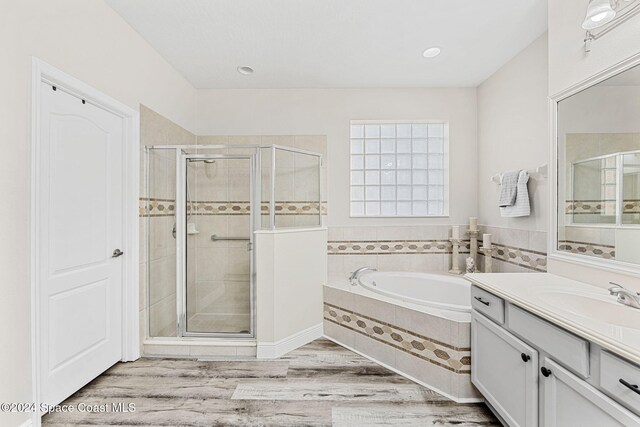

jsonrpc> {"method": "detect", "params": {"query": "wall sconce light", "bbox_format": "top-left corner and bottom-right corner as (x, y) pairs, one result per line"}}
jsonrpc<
(583, 0), (640, 52)
(582, 0), (617, 29)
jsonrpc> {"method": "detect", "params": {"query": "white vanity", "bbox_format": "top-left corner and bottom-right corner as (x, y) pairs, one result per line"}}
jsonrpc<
(466, 273), (640, 427)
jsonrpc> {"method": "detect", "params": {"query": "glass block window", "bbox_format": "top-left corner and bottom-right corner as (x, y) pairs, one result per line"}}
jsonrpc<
(350, 121), (449, 217)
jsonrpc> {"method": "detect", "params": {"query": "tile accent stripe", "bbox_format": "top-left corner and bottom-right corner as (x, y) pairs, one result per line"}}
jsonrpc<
(327, 240), (470, 255)
(324, 303), (471, 375)
(565, 200), (617, 215)
(140, 198), (327, 217)
(558, 240), (615, 259)
(566, 199), (640, 215)
(479, 242), (547, 272)
(140, 197), (175, 217)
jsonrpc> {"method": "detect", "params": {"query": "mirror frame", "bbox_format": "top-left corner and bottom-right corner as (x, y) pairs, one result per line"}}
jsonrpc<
(549, 53), (640, 277)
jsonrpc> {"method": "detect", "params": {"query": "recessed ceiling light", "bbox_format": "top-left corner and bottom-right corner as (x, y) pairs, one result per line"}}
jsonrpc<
(237, 66), (254, 75)
(422, 47), (441, 58)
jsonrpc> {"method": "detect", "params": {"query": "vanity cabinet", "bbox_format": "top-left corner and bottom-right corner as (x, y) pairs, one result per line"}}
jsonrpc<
(471, 312), (538, 426)
(470, 285), (640, 427)
(541, 358), (639, 426)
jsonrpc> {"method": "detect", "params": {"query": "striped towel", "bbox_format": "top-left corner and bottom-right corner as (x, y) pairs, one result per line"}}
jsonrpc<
(498, 171), (520, 207)
(501, 170), (530, 217)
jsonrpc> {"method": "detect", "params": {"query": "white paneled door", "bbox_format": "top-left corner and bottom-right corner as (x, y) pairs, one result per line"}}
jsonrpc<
(38, 81), (124, 406)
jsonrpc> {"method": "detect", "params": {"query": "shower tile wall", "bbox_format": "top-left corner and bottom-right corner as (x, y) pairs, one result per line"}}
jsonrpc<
(187, 156), (253, 333)
(189, 135), (327, 333)
(140, 105), (196, 341)
(196, 135), (328, 228)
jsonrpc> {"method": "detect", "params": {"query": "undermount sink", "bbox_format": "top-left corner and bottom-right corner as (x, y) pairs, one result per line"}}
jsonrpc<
(537, 290), (640, 330)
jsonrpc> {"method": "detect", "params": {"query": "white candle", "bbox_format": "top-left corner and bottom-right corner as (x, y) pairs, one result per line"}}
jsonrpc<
(469, 217), (478, 231)
(451, 226), (460, 239)
(483, 233), (492, 248)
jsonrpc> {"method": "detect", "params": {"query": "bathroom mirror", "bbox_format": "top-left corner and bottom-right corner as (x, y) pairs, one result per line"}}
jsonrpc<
(556, 64), (640, 267)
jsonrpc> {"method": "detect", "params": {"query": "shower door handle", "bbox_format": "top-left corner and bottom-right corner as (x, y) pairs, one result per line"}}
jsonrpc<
(112, 249), (124, 258)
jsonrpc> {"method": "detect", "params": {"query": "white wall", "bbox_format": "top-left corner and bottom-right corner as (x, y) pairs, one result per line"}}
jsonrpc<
(0, 1), (196, 425)
(477, 34), (549, 232)
(548, 0), (640, 96)
(255, 228), (326, 356)
(196, 88), (478, 227)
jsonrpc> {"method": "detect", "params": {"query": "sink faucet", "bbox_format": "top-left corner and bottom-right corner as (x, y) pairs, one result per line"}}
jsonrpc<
(349, 267), (376, 286)
(608, 282), (640, 309)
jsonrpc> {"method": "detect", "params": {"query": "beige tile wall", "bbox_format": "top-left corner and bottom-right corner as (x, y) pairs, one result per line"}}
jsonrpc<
(477, 225), (547, 273)
(327, 225), (470, 281)
(141, 105), (196, 342)
(327, 224), (548, 280)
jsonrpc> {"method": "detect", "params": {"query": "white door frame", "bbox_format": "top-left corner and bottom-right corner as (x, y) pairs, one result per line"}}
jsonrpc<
(29, 58), (140, 426)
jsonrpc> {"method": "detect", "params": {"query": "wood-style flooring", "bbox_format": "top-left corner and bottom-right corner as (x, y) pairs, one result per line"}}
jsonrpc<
(42, 339), (498, 426)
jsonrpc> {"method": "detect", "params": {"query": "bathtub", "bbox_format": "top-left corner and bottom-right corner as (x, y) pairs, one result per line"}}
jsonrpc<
(323, 270), (480, 402)
(357, 271), (471, 313)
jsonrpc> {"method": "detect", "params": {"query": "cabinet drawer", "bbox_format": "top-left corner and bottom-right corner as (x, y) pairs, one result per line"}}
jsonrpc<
(508, 305), (590, 378)
(600, 351), (640, 417)
(471, 286), (504, 324)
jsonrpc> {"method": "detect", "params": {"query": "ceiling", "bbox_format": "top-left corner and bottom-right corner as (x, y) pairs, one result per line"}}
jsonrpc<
(105, 0), (547, 89)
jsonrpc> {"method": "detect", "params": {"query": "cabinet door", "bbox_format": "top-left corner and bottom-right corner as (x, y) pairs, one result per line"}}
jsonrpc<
(472, 312), (538, 427)
(542, 358), (640, 427)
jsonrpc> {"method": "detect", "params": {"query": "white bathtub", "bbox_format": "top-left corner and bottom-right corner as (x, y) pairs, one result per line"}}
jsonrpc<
(357, 271), (471, 313)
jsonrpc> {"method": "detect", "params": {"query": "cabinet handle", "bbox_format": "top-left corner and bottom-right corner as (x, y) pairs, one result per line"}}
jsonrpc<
(619, 378), (640, 395)
(541, 366), (552, 377)
(521, 353), (531, 363)
(474, 296), (490, 306)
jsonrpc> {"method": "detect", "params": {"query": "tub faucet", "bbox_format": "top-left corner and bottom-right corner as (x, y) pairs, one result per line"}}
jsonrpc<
(349, 267), (376, 286)
(608, 282), (640, 309)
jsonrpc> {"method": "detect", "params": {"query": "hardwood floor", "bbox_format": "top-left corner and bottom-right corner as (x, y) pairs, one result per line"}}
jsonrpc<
(43, 339), (499, 426)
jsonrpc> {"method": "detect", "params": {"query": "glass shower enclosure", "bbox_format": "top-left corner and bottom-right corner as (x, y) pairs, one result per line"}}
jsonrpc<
(144, 145), (322, 339)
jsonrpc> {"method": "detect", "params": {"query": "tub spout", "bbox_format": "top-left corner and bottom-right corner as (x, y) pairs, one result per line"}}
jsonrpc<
(349, 267), (376, 286)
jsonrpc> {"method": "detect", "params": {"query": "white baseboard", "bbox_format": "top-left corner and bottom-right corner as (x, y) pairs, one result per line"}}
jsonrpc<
(323, 335), (483, 404)
(257, 323), (324, 359)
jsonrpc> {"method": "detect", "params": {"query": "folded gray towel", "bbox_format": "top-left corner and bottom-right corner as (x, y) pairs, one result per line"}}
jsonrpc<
(501, 170), (530, 218)
(498, 170), (521, 207)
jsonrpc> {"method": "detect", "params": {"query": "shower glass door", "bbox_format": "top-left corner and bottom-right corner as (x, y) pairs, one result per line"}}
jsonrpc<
(182, 154), (255, 337)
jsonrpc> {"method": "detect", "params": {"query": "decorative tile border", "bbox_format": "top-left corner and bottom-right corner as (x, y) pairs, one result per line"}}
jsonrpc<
(480, 243), (547, 272)
(624, 200), (640, 214)
(327, 240), (470, 255)
(140, 198), (327, 217)
(140, 197), (175, 217)
(324, 303), (470, 374)
(192, 201), (251, 215)
(558, 240), (615, 259)
(565, 200), (640, 215)
(565, 200), (616, 215)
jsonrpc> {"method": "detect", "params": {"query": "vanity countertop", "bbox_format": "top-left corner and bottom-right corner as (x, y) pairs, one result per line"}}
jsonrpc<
(465, 273), (640, 366)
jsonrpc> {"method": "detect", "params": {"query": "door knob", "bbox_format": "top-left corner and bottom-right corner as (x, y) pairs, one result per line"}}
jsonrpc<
(541, 366), (552, 377)
(112, 249), (124, 258)
(521, 353), (531, 363)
